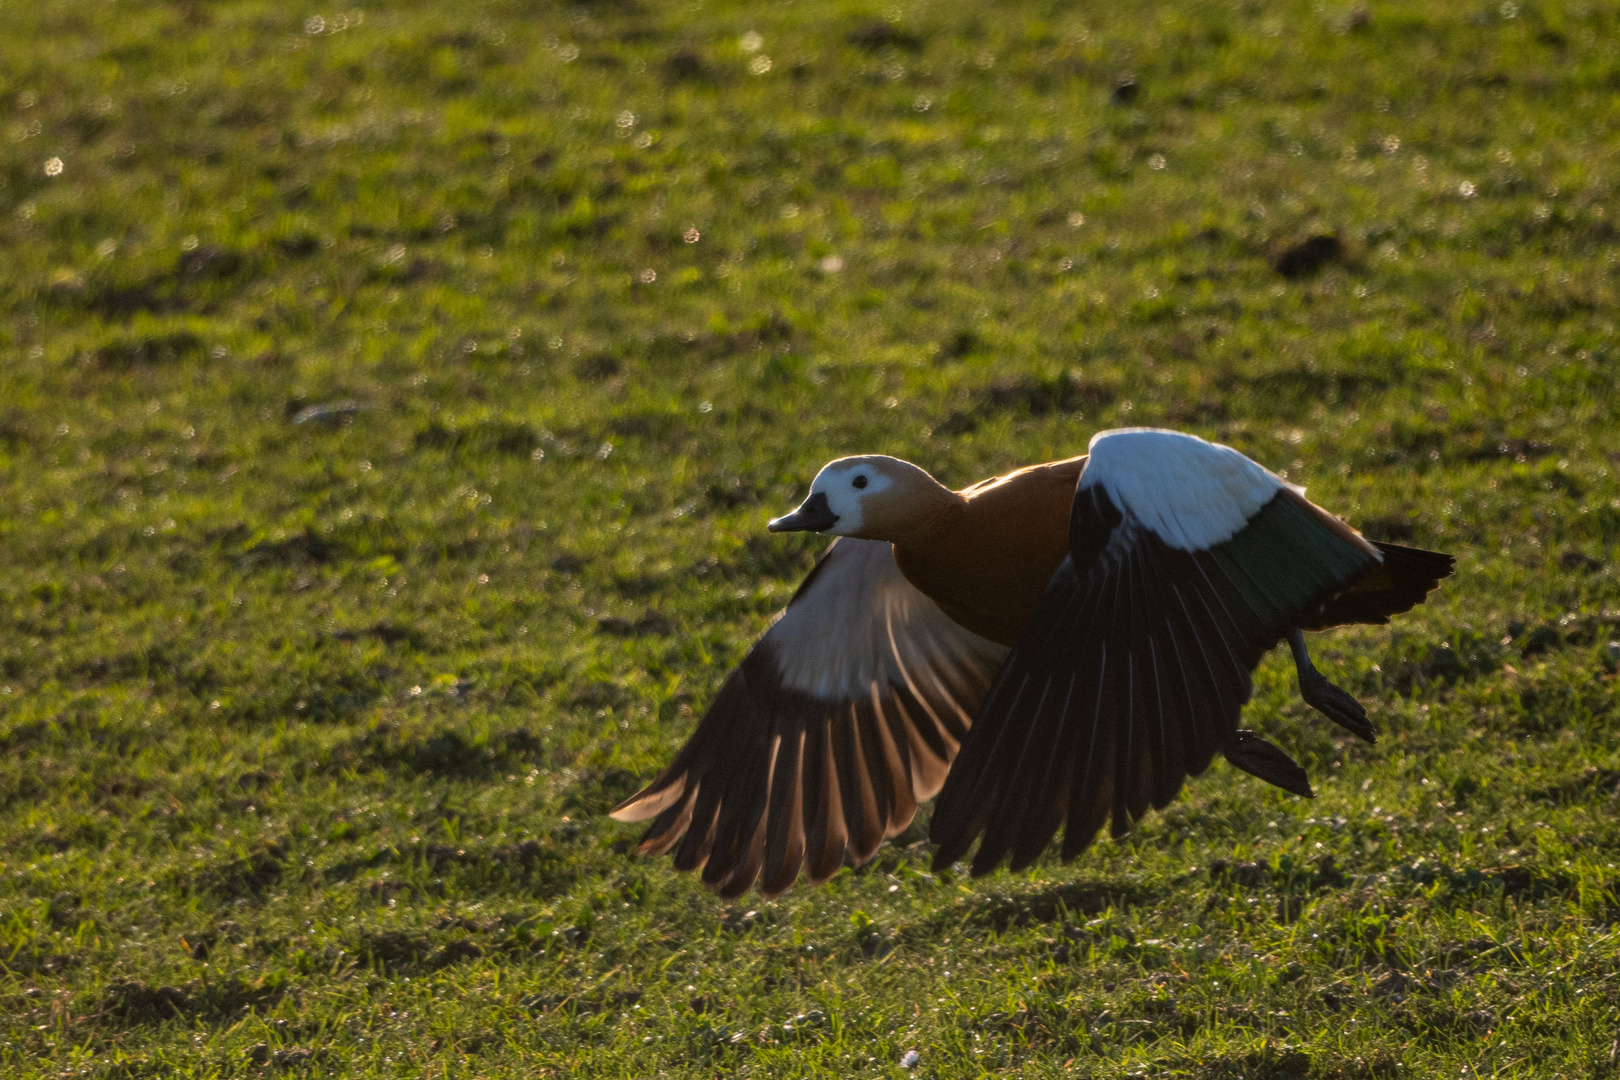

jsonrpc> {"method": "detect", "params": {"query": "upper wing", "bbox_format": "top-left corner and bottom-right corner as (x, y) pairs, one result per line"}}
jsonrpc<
(611, 537), (1008, 898)
(930, 429), (1384, 876)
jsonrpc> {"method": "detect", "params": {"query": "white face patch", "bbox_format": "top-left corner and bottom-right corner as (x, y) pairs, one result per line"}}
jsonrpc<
(807, 460), (896, 536)
(1081, 428), (1289, 551)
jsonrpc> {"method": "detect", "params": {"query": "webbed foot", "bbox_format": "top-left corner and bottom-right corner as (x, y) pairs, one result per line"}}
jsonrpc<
(1288, 629), (1376, 744)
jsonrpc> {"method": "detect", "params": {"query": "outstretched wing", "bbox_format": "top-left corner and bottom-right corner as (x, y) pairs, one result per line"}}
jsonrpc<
(930, 428), (1384, 876)
(612, 537), (1007, 898)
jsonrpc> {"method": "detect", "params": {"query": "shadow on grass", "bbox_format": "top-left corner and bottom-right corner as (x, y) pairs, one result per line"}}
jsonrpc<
(99, 973), (290, 1026)
(322, 724), (544, 780)
(913, 874), (1161, 937)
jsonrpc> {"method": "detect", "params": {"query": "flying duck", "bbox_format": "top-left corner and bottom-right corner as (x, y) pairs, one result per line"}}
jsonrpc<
(611, 428), (1454, 897)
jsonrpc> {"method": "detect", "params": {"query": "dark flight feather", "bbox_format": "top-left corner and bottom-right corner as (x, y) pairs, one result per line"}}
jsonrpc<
(931, 486), (1381, 875)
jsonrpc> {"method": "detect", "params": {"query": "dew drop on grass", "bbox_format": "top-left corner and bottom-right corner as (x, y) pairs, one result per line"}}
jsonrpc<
(739, 31), (763, 53)
(683, 227), (700, 243)
(44, 156), (63, 177)
(305, 15), (325, 34)
(749, 55), (772, 75)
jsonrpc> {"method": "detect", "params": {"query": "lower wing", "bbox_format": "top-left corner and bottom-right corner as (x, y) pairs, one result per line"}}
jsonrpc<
(611, 538), (1007, 897)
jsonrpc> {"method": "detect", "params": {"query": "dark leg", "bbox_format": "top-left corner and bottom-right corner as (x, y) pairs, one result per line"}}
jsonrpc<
(1287, 629), (1375, 744)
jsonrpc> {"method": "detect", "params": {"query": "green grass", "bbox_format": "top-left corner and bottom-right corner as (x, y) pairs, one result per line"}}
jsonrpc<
(3, 0), (1620, 1075)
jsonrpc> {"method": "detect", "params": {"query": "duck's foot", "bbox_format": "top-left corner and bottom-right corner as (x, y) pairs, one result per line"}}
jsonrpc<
(1300, 669), (1376, 743)
(1287, 629), (1376, 744)
(1222, 730), (1314, 798)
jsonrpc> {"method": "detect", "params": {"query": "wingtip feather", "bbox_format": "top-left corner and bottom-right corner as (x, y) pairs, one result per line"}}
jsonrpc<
(610, 776), (687, 823)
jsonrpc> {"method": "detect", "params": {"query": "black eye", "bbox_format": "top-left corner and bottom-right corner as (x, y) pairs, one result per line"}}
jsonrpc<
(852, 475), (868, 489)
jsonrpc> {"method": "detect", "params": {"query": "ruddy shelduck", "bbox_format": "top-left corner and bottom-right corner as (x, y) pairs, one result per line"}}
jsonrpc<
(612, 428), (1454, 897)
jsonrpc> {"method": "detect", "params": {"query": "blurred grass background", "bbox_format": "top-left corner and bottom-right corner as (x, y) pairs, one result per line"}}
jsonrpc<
(2, 0), (1620, 1075)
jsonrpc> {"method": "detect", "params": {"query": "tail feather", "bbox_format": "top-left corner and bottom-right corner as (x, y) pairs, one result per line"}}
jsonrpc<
(1302, 541), (1455, 630)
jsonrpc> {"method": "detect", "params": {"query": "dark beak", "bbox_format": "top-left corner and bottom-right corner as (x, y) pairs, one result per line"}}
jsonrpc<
(768, 491), (839, 533)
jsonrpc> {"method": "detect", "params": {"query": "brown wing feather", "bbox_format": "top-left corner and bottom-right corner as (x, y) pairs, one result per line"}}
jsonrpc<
(611, 538), (1007, 897)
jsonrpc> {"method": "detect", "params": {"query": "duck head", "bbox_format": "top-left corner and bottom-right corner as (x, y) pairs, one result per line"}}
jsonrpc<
(768, 455), (955, 540)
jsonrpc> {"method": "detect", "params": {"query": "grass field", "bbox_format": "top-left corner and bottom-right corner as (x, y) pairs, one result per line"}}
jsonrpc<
(3, 0), (1620, 1075)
